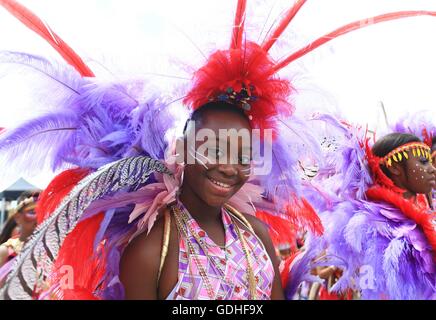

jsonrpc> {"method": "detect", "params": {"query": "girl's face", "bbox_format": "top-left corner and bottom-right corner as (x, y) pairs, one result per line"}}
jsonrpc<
(181, 109), (252, 208)
(403, 152), (436, 194)
(14, 205), (37, 236)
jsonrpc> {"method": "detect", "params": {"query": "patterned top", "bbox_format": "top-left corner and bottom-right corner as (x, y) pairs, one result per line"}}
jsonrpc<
(166, 206), (275, 300)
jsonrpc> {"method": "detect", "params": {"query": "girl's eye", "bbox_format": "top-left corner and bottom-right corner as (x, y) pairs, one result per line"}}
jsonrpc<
(240, 155), (251, 165)
(209, 148), (224, 159)
(419, 157), (429, 164)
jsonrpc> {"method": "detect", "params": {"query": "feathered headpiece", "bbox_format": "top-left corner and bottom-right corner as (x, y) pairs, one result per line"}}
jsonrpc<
(184, 0), (436, 133)
(0, 0), (177, 177)
(380, 142), (431, 167)
(365, 136), (432, 194)
(391, 112), (436, 148)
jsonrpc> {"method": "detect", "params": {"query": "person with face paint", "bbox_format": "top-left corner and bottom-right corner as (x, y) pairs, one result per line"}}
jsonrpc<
(372, 133), (436, 202)
(119, 102), (285, 300)
(0, 192), (39, 275)
(0, 0), (323, 300)
(390, 113), (436, 209)
(306, 130), (436, 300)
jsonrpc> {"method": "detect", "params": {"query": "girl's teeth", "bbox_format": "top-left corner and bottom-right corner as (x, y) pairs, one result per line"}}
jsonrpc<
(211, 178), (230, 188)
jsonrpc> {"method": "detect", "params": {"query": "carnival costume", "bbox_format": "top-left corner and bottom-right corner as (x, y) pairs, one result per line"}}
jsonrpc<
(1, 0), (436, 300)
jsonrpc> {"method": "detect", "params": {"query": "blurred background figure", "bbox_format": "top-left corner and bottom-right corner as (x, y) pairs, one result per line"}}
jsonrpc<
(0, 190), (40, 268)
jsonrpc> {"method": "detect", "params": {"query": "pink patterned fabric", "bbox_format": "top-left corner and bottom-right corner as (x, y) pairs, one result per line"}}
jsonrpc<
(166, 205), (275, 300)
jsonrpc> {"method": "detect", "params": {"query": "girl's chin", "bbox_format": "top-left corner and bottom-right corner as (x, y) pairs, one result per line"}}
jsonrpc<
(203, 195), (230, 208)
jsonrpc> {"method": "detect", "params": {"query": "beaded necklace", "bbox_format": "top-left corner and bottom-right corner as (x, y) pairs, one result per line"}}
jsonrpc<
(171, 202), (257, 299)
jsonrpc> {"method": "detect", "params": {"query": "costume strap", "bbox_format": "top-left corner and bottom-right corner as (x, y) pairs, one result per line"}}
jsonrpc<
(224, 203), (269, 256)
(157, 210), (171, 285)
(224, 204), (255, 233)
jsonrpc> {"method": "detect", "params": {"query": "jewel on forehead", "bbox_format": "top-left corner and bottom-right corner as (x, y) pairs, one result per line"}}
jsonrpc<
(213, 84), (257, 115)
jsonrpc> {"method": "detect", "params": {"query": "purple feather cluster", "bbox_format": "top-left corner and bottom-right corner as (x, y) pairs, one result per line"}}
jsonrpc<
(298, 115), (435, 299)
(390, 112), (436, 144)
(0, 51), (177, 175)
(256, 115), (322, 209)
(308, 114), (373, 201)
(313, 198), (436, 299)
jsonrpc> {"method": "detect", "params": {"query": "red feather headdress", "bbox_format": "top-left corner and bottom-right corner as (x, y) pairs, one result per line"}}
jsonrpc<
(422, 127), (435, 148)
(184, 0), (436, 132)
(364, 135), (406, 194)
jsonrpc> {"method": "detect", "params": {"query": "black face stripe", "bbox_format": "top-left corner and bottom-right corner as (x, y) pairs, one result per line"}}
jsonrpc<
(17, 268), (34, 297)
(54, 215), (62, 248)
(42, 233), (56, 262)
(30, 250), (38, 269)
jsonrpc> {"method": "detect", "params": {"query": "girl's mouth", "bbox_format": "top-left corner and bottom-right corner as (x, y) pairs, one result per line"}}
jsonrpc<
(206, 176), (237, 197)
(208, 177), (232, 188)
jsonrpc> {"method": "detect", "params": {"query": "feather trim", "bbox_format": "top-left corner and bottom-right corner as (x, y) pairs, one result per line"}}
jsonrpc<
(0, 0), (94, 76)
(0, 156), (171, 300)
(366, 185), (436, 261)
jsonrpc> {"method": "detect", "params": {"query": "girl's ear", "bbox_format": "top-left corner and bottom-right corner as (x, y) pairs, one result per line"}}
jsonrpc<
(386, 162), (404, 178)
(13, 213), (21, 225)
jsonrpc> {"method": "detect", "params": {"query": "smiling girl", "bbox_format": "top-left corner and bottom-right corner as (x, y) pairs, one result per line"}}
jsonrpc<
(120, 102), (284, 300)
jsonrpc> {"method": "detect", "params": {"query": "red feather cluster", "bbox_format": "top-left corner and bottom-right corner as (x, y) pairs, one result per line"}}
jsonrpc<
(184, 41), (293, 132)
(280, 250), (299, 288)
(34, 168), (106, 299)
(422, 128), (434, 148)
(364, 139), (405, 194)
(255, 210), (297, 249)
(284, 196), (324, 237)
(48, 213), (106, 300)
(36, 168), (90, 224)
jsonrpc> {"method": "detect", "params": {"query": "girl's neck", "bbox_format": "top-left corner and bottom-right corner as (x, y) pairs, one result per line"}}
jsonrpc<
(402, 190), (416, 200)
(178, 186), (222, 225)
(19, 229), (32, 242)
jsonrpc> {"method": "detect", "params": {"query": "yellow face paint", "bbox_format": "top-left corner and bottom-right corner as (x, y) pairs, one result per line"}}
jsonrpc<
(387, 158), (392, 167)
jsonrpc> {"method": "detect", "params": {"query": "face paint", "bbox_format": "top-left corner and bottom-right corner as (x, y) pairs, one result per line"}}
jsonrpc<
(181, 109), (252, 208)
(188, 147), (209, 170)
(404, 155), (436, 194)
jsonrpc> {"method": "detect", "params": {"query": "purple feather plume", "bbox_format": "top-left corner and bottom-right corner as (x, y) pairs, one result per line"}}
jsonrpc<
(256, 115), (322, 210)
(389, 112), (436, 145)
(315, 198), (436, 299)
(0, 51), (178, 177)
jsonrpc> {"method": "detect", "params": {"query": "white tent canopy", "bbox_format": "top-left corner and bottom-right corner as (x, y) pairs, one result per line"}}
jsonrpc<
(0, 177), (39, 193)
